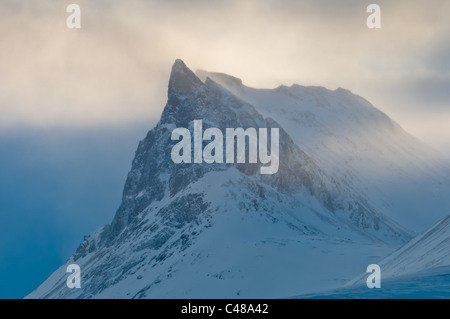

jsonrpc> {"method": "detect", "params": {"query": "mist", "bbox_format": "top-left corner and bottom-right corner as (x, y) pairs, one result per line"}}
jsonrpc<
(0, 0), (449, 157)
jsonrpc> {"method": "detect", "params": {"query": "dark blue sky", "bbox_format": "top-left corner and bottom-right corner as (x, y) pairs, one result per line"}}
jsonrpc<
(0, 125), (150, 298)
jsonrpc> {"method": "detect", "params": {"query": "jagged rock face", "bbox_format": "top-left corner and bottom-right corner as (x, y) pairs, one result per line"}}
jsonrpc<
(28, 59), (434, 299)
(100, 60), (403, 249)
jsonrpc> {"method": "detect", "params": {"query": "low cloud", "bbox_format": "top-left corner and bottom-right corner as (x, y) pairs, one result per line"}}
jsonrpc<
(0, 0), (449, 154)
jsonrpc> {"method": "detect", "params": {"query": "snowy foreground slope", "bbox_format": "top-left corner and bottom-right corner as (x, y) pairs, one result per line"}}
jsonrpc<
(377, 215), (450, 278)
(295, 267), (450, 299)
(295, 215), (450, 298)
(27, 60), (450, 298)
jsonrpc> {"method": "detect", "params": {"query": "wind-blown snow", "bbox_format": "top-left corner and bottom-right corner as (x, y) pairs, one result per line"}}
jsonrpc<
(197, 70), (450, 232)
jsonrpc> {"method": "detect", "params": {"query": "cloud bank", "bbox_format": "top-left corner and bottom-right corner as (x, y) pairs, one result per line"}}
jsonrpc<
(0, 0), (449, 153)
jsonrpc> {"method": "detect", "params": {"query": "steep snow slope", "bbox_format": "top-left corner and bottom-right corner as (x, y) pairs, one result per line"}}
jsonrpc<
(197, 71), (450, 232)
(373, 214), (450, 279)
(300, 215), (450, 298)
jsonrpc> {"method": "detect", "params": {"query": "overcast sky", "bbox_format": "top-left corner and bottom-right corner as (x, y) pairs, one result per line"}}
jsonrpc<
(0, 0), (449, 154)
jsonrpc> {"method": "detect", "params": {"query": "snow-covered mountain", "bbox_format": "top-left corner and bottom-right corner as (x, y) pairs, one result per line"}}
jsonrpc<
(196, 70), (450, 233)
(26, 60), (450, 299)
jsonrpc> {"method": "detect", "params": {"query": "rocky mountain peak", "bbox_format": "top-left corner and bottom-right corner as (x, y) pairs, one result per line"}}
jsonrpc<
(168, 59), (204, 98)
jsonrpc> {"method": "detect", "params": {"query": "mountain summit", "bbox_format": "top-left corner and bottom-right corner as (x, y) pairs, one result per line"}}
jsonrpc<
(27, 60), (450, 298)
